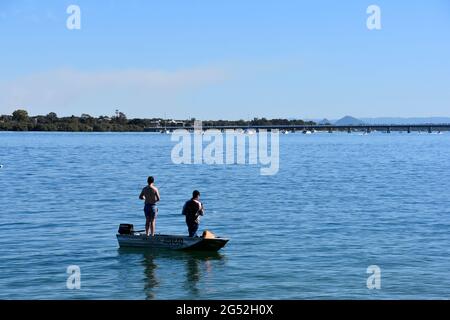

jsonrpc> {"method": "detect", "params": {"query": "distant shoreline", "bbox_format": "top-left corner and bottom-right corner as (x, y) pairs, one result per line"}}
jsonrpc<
(0, 109), (315, 132)
(2, 109), (450, 132)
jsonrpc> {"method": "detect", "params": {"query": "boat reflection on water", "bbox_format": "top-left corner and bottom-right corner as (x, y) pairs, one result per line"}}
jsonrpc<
(118, 248), (225, 299)
(142, 253), (159, 300)
(183, 251), (222, 297)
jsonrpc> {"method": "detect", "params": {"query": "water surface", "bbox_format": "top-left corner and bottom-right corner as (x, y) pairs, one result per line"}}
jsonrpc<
(0, 131), (449, 299)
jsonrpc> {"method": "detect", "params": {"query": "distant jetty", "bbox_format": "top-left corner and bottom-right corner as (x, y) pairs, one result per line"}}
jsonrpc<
(144, 124), (450, 133)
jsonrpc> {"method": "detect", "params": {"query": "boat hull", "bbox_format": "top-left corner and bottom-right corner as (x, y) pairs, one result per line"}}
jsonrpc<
(116, 233), (229, 252)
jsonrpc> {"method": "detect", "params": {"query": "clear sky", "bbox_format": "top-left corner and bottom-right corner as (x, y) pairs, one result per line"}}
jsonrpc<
(0, 0), (449, 120)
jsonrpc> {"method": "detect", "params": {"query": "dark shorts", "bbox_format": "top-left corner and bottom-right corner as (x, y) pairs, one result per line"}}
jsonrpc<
(144, 204), (157, 220)
(186, 216), (199, 237)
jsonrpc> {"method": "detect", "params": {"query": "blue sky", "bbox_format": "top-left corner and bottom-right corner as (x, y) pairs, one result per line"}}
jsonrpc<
(0, 0), (449, 119)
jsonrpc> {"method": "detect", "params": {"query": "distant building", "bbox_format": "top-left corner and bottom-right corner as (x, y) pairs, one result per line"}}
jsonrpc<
(98, 116), (111, 122)
(81, 113), (93, 119)
(146, 120), (162, 128)
(167, 120), (185, 127)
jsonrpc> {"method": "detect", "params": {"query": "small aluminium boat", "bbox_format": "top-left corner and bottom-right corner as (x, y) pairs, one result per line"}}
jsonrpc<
(116, 224), (229, 252)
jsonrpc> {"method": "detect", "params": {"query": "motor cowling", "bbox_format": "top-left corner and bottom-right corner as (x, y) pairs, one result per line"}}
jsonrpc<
(118, 224), (134, 235)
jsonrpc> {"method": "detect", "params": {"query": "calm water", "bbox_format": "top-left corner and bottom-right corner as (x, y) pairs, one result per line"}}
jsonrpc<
(0, 131), (449, 299)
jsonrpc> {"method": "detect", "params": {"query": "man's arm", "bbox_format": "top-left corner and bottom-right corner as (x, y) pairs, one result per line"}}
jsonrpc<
(198, 202), (204, 216)
(139, 188), (145, 200)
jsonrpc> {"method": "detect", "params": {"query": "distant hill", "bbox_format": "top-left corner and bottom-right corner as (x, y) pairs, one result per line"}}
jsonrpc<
(318, 118), (332, 125)
(334, 116), (364, 126)
(304, 117), (450, 125)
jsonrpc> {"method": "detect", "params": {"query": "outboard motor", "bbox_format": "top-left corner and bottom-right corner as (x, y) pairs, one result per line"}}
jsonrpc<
(118, 224), (134, 235)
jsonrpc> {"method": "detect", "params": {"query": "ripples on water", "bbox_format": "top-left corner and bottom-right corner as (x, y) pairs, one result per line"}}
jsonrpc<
(0, 132), (449, 299)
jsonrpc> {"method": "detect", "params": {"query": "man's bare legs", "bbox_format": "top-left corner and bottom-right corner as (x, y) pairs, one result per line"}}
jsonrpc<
(150, 218), (156, 236)
(149, 207), (157, 236)
(145, 217), (151, 236)
(145, 207), (157, 237)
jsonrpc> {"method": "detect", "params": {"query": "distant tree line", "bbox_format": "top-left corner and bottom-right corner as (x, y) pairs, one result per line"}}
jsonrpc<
(0, 109), (316, 132)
